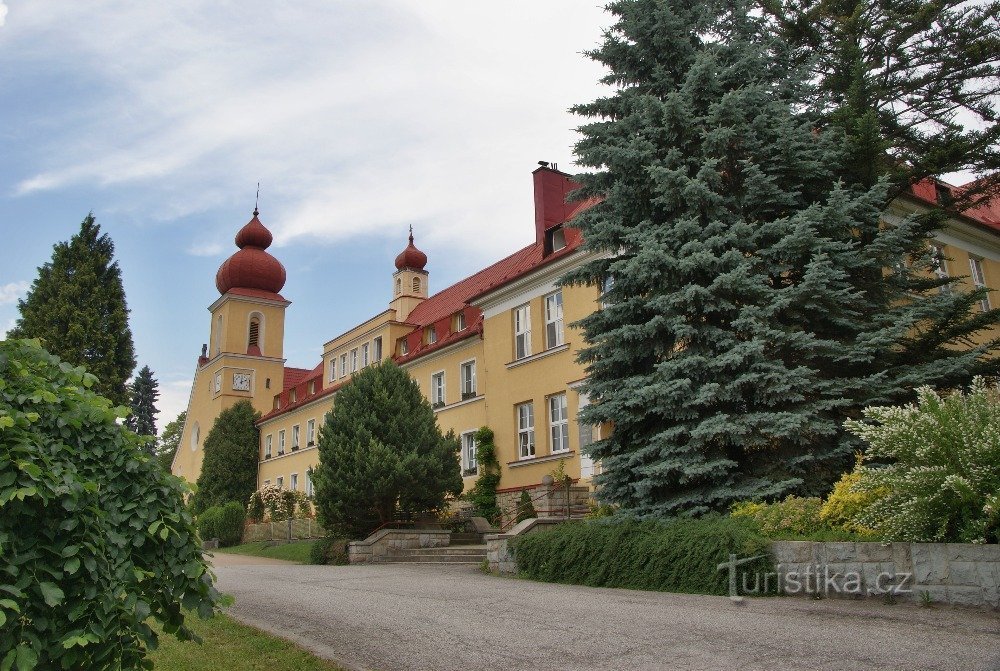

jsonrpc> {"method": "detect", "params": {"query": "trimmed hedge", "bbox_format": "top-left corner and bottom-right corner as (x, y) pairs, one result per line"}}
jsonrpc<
(197, 501), (246, 547)
(511, 517), (775, 596)
(308, 536), (350, 565)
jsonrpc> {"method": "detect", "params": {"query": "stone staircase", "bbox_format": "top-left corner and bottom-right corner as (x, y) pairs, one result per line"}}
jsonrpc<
(385, 544), (487, 564)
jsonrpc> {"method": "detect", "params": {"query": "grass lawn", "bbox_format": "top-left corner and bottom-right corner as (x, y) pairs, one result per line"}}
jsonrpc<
(149, 613), (344, 670)
(215, 539), (317, 563)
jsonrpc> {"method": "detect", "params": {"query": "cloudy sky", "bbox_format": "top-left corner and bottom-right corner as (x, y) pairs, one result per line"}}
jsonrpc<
(0, 1), (610, 430)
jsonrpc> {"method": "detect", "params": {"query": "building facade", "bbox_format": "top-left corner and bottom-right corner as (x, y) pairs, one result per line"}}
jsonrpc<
(172, 166), (1000, 518)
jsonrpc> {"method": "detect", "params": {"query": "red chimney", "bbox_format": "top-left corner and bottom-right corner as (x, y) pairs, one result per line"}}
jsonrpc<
(533, 166), (581, 248)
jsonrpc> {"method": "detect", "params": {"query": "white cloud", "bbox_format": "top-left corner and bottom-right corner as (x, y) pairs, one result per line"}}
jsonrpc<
(2, 1), (610, 259)
(186, 241), (225, 257)
(156, 378), (192, 434)
(0, 281), (29, 305)
(0, 3), (8, 28)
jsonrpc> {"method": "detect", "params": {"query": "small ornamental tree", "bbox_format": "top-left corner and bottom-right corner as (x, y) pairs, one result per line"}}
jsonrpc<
(466, 426), (501, 522)
(125, 364), (159, 446)
(0, 339), (219, 669)
(312, 361), (463, 539)
(846, 378), (1000, 544)
(191, 400), (260, 513)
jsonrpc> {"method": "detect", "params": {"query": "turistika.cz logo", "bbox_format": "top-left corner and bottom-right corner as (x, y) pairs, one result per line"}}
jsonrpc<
(717, 553), (913, 602)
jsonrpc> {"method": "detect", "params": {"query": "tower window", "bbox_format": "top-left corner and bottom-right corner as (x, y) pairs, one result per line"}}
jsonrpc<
(395, 278), (402, 296)
(413, 277), (422, 294)
(248, 318), (260, 349)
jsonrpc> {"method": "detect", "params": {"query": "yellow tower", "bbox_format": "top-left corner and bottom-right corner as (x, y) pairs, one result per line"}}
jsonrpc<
(171, 208), (290, 482)
(389, 226), (429, 321)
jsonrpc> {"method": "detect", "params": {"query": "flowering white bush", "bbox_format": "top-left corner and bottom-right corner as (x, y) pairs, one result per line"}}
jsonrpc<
(845, 377), (1000, 543)
(246, 484), (311, 523)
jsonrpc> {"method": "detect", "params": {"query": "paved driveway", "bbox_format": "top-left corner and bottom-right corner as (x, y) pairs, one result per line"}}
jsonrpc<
(211, 558), (1000, 671)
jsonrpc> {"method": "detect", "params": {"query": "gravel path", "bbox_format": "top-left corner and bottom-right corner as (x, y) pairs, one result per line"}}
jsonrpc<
(212, 562), (1000, 671)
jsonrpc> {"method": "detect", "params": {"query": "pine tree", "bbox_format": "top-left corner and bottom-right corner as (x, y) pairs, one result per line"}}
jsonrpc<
(191, 400), (260, 513)
(156, 411), (186, 471)
(760, 0), (1000, 405)
(125, 365), (159, 449)
(563, 0), (896, 514)
(10, 214), (136, 406)
(312, 361), (463, 539)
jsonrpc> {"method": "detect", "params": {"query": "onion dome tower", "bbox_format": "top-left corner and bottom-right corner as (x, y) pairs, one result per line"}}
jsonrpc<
(390, 226), (428, 321)
(215, 207), (287, 297)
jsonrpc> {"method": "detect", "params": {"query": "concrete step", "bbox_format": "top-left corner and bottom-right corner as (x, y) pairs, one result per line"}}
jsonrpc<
(383, 544), (487, 564)
(387, 554), (484, 564)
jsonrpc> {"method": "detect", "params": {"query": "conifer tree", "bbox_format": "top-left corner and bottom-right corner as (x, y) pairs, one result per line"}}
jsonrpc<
(312, 361), (463, 539)
(191, 400), (260, 513)
(563, 0), (894, 514)
(10, 214), (136, 406)
(125, 365), (159, 448)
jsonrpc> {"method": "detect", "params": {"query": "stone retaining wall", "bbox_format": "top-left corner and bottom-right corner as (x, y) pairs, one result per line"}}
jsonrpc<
(773, 541), (999, 608)
(348, 529), (451, 564)
(486, 518), (569, 574)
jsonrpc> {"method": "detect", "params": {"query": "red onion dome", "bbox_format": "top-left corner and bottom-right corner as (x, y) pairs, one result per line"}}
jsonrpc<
(394, 229), (427, 271)
(215, 209), (287, 295)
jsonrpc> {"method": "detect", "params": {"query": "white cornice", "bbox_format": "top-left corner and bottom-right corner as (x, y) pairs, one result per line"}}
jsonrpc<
(208, 292), (290, 313)
(399, 335), (480, 369)
(884, 201), (1000, 262)
(472, 249), (594, 318)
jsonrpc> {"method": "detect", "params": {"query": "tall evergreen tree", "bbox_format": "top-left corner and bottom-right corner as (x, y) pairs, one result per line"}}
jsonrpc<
(10, 214), (136, 406)
(156, 411), (186, 472)
(191, 400), (260, 513)
(312, 361), (463, 539)
(125, 365), (159, 448)
(563, 0), (880, 514)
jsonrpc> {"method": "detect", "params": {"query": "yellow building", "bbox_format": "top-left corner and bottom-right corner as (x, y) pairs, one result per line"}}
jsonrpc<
(172, 166), (1000, 518)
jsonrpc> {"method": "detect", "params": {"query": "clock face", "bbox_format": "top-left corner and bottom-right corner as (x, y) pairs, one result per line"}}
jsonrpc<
(233, 373), (251, 391)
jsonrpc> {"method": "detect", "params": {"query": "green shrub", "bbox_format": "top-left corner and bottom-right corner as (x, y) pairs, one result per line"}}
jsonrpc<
(465, 427), (501, 521)
(515, 489), (536, 523)
(217, 501), (247, 547)
(512, 517), (774, 596)
(731, 496), (824, 537)
(0, 339), (220, 669)
(198, 506), (223, 542)
(846, 378), (1000, 543)
(308, 536), (349, 565)
(819, 467), (882, 536)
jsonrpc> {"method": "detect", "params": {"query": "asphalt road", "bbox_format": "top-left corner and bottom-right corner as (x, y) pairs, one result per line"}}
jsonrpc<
(210, 555), (1000, 671)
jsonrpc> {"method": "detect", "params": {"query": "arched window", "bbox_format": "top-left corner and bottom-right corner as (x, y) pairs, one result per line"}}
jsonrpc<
(247, 312), (264, 354)
(214, 315), (223, 355)
(412, 277), (421, 294)
(395, 278), (402, 296)
(190, 422), (200, 452)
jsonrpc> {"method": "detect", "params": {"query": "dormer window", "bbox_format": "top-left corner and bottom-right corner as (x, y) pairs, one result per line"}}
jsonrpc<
(426, 326), (437, 344)
(545, 225), (567, 255)
(400, 339), (409, 356)
(290, 389), (297, 403)
(308, 380), (315, 394)
(454, 312), (466, 331)
(936, 183), (954, 207)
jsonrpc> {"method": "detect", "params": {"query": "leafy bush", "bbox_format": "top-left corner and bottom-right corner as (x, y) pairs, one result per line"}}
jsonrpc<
(515, 489), (537, 523)
(308, 536), (349, 565)
(730, 496), (825, 537)
(197, 506), (223, 542)
(512, 517), (774, 596)
(846, 378), (1000, 543)
(246, 484), (310, 522)
(0, 339), (219, 669)
(465, 427), (501, 521)
(818, 467), (881, 536)
(216, 501), (246, 547)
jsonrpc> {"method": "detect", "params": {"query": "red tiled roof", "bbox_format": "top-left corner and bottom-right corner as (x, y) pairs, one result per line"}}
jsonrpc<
(282, 366), (314, 392)
(225, 287), (287, 302)
(908, 178), (1000, 234)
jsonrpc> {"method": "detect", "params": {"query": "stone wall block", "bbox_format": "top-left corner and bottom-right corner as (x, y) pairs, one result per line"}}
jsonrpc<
(948, 561), (981, 587)
(946, 544), (1000, 562)
(855, 543), (892, 562)
(912, 543), (949, 585)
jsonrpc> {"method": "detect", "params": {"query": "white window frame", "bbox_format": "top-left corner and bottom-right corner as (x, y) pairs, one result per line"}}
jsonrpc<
(517, 402), (535, 459)
(427, 326), (437, 344)
(307, 418), (316, 447)
(290, 473), (298, 491)
(932, 244), (951, 294)
(455, 312), (467, 331)
(577, 392), (598, 478)
(545, 290), (565, 349)
(305, 471), (314, 497)
(264, 434), (272, 459)
(970, 256), (991, 312)
(460, 359), (477, 398)
(340, 353), (348, 378)
(214, 373), (222, 393)
(514, 303), (531, 359)
(350, 349), (359, 372)
(549, 393), (569, 454)
(329, 359), (336, 381)
(292, 424), (300, 450)
(278, 429), (286, 455)
(601, 274), (615, 309)
(362, 342), (370, 368)
(431, 371), (446, 407)
(373, 337), (383, 362)
(461, 431), (477, 476)
(400, 339), (409, 356)
(276, 476), (284, 489)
